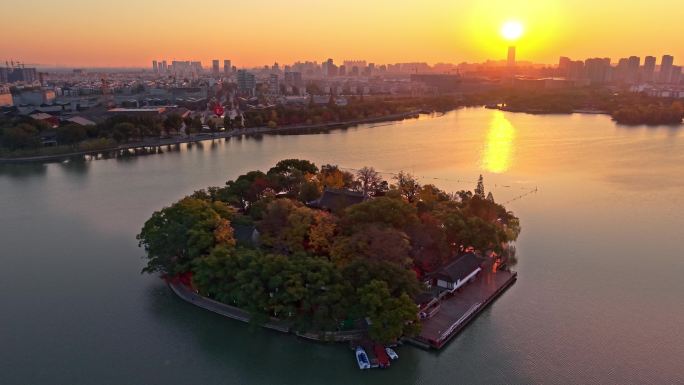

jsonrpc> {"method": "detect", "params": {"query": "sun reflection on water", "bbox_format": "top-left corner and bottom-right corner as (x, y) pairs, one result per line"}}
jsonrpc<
(482, 112), (516, 173)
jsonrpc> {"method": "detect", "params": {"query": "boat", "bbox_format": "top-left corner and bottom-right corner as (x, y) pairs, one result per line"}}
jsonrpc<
(373, 344), (391, 368)
(385, 347), (399, 360)
(355, 347), (371, 370)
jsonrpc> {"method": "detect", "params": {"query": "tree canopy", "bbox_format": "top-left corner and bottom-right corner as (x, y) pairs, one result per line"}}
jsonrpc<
(139, 159), (521, 343)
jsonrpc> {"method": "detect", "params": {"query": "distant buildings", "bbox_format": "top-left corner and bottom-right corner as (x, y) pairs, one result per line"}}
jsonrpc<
(0, 66), (38, 83)
(410, 74), (461, 92)
(556, 54), (680, 86)
(212, 60), (220, 75)
(224, 59), (232, 75)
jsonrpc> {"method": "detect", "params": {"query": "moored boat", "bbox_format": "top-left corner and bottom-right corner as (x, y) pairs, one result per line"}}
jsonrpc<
(385, 347), (399, 360)
(355, 347), (371, 370)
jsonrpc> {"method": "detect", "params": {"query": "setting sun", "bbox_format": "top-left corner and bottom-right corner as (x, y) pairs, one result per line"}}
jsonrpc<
(501, 21), (524, 41)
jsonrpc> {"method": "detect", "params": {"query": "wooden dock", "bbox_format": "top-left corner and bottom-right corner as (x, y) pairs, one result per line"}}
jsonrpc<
(407, 265), (517, 350)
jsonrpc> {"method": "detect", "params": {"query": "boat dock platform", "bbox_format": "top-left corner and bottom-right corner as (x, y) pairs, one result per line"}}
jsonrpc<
(407, 264), (517, 350)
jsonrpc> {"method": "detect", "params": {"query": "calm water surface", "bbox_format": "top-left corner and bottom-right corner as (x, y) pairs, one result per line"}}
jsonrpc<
(1, 108), (682, 384)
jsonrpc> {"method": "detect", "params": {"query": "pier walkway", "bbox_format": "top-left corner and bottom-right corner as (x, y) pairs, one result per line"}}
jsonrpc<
(408, 264), (517, 349)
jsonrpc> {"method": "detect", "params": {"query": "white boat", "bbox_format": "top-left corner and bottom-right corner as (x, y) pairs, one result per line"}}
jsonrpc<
(385, 347), (399, 360)
(355, 347), (371, 370)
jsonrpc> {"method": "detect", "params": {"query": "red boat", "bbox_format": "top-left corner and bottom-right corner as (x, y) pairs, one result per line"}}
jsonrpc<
(373, 344), (391, 368)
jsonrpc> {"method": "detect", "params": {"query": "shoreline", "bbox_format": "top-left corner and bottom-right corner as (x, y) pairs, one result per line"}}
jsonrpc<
(168, 280), (366, 343)
(0, 110), (424, 164)
(486, 105), (610, 115)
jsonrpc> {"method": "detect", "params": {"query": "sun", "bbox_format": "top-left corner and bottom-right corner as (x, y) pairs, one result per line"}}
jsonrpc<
(501, 21), (524, 41)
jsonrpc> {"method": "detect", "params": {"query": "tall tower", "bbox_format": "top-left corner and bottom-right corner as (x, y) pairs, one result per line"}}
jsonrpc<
(659, 55), (674, 83)
(643, 56), (656, 82)
(507, 46), (516, 68)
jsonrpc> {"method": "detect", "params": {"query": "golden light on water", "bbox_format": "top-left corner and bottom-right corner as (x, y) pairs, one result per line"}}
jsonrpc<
(482, 112), (516, 173)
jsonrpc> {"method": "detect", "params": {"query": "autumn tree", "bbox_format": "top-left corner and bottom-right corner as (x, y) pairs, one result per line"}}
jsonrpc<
(330, 224), (411, 267)
(356, 166), (383, 195)
(394, 171), (421, 203)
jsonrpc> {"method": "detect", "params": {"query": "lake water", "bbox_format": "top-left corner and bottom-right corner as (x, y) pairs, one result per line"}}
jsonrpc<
(1, 108), (682, 384)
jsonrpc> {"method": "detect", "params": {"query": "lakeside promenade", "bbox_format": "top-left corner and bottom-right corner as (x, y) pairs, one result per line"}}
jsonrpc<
(0, 110), (422, 164)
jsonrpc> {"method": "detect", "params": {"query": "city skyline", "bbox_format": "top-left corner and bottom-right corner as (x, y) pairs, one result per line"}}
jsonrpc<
(3, 0), (684, 68)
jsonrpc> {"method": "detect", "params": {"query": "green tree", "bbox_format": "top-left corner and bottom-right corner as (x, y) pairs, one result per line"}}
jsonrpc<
(164, 113), (183, 135)
(0, 124), (41, 150)
(268, 159), (319, 176)
(112, 122), (135, 143)
(207, 119), (217, 134)
(137, 198), (236, 274)
(358, 280), (420, 343)
(475, 175), (485, 199)
(343, 196), (419, 232)
(191, 116), (203, 133)
(56, 124), (87, 146)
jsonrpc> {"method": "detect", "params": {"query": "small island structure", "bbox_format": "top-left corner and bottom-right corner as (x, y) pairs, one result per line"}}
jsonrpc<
(138, 159), (521, 357)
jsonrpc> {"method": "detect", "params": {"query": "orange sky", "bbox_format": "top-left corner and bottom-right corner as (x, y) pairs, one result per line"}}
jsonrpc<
(2, 0), (684, 68)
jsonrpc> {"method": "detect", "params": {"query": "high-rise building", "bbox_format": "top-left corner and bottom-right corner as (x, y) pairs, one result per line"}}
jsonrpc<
(627, 56), (640, 84)
(323, 58), (338, 77)
(568, 60), (585, 80)
(614, 58), (630, 83)
(558, 56), (571, 76)
(212, 60), (220, 75)
(223, 60), (232, 74)
(585, 57), (611, 84)
(237, 70), (256, 96)
(284, 72), (303, 87)
(7, 67), (38, 83)
(643, 56), (656, 82)
(671, 65), (682, 84)
(152, 60), (158, 73)
(659, 55), (674, 83)
(507, 46), (516, 67)
(268, 74), (279, 95)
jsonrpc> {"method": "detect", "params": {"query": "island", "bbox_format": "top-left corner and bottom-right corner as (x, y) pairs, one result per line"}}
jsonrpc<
(138, 159), (521, 359)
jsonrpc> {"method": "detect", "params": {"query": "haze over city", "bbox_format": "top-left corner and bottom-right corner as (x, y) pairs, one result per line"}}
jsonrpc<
(3, 0), (684, 67)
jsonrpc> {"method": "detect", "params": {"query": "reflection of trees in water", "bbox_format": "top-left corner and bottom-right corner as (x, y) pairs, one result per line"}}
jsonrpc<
(59, 158), (90, 175)
(245, 134), (264, 142)
(0, 163), (47, 178)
